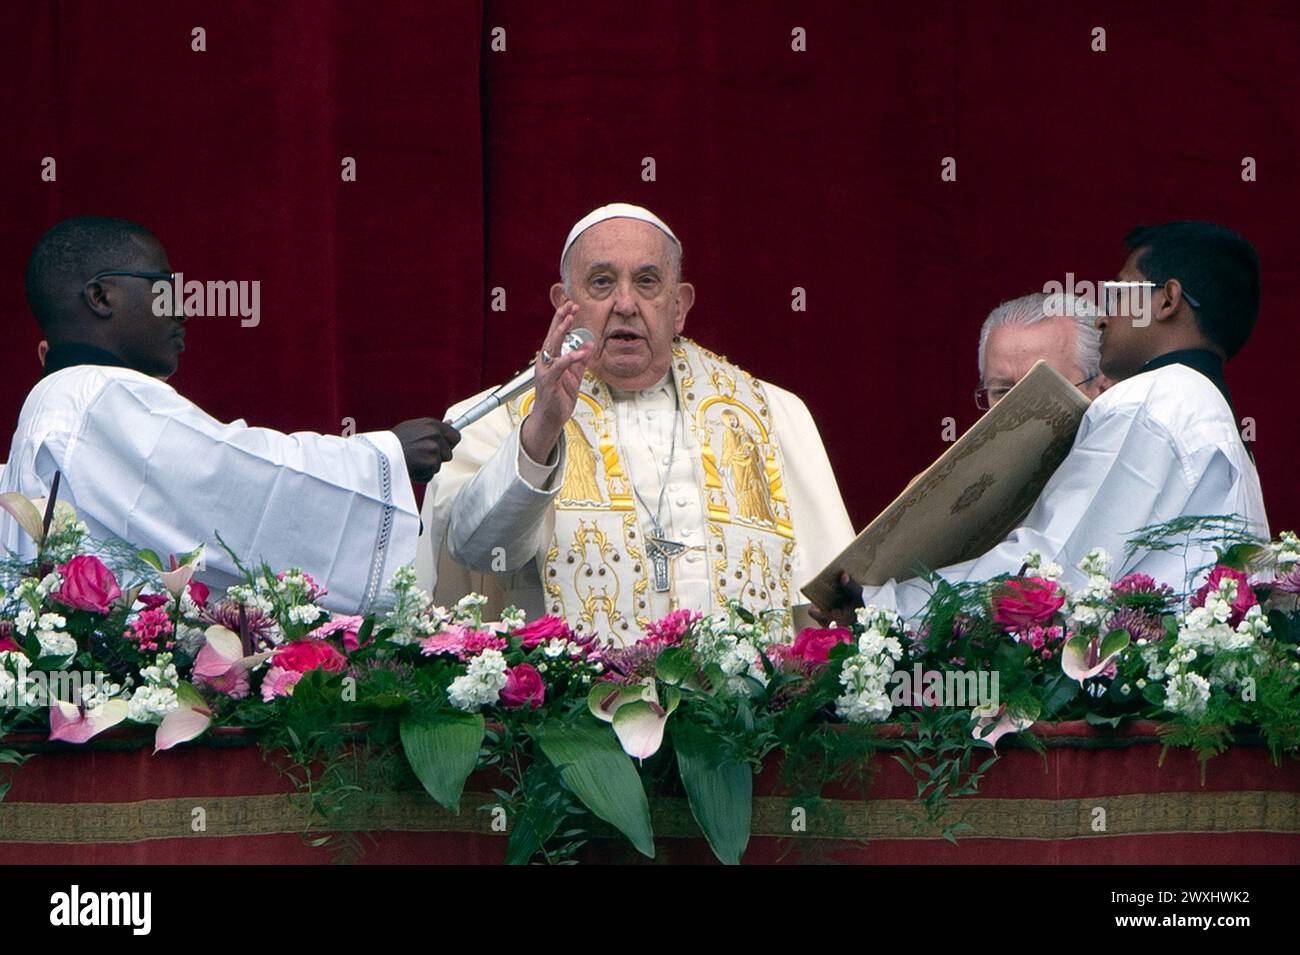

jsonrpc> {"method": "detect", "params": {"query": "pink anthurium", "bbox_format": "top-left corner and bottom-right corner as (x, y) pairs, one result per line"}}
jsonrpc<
(140, 546), (206, 598)
(587, 679), (680, 760)
(0, 492), (45, 545)
(1061, 629), (1130, 684)
(971, 702), (1037, 748)
(588, 679), (656, 723)
(611, 687), (681, 762)
(192, 625), (271, 699)
(48, 697), (129, 744)
(155, 683), (212, 753)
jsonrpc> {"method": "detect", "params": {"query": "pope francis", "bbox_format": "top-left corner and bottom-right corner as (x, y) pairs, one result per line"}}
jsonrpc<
(417, 203), (853, 644)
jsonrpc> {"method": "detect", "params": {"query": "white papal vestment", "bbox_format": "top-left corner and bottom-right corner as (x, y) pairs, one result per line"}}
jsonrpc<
(0, 365), (419, 614)
(418, 341), (853, 644)
(862, 363), (1269, 619)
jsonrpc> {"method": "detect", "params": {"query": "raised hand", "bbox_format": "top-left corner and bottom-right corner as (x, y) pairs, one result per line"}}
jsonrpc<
(519, 301), (594, 462)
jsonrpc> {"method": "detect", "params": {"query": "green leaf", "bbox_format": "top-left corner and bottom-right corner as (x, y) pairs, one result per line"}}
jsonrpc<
(504, 760), (569, 865)
(673, 722), (752, 865)
(1040, 673), (1080, 716)
(1084, 711), (1124, 729)
(655, 647), (695, 686)
(400, 711), (485, 813)
(137, 548), (164, 572)
(534, 718), (654, 858)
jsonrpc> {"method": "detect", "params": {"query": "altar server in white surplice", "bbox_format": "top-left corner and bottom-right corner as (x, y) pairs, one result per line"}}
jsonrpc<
(418, 203), (853, 645)
(857, 221), (1268, 620)
(0, 217), (460, 613)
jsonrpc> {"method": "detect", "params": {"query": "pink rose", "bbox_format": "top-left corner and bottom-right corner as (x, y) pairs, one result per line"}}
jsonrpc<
(790, 627), (854, 665)
(1191, 565), (1257, 626)
(513, 615), (573, 649)
(51, 556), (122, 615)
(272, 639), (348, 674)
(992, 578), (1065, 632)
(500, 664), (545, 709)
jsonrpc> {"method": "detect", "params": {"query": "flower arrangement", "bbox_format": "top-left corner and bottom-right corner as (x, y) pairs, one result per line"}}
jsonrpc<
(1, 489), (1297, 863)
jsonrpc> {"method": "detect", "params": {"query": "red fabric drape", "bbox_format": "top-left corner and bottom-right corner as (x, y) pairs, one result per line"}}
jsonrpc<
(2, 0), (1297, 539)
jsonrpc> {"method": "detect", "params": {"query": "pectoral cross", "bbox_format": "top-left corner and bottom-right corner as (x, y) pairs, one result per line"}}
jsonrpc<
(646, 524), (686, 593)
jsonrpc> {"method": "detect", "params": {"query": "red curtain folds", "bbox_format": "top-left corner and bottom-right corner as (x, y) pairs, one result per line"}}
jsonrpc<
(1, 1), (1297, 541)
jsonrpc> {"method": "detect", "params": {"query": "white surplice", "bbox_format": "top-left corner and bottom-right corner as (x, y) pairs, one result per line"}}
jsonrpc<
(417, 371), (854, 630)
(861, 363), (1269, 619)
(0, 365), (419, 614)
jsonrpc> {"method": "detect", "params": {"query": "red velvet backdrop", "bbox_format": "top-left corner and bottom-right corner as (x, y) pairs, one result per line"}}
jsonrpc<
(2, 1), (1297, 540)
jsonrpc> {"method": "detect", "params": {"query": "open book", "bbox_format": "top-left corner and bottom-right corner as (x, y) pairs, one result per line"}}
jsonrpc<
(802, 360), (1090, 609)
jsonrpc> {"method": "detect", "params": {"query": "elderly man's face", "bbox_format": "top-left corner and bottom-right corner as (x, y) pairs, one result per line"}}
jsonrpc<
(551, 218), (694, 391)
(981, 317), (1101, 407)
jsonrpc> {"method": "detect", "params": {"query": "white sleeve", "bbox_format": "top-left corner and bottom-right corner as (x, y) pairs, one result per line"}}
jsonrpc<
(862, 402), (1193, 619)
(765, 384), (855, 599)
(54, 376), (418, 614)
(446, 423), (567, 573)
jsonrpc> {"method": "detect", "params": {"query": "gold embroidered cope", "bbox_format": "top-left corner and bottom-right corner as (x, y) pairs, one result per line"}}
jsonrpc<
(506, 337), (797, 639)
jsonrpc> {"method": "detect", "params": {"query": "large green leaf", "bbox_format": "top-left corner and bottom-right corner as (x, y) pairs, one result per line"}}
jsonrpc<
(400, 711), (485, 813)
(534, 718), (654, 858)
(673, 722), (752, 865)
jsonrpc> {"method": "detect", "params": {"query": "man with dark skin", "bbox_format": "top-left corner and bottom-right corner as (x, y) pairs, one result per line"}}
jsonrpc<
(2, 216), (459, 613)
(28, 219), (457, 481)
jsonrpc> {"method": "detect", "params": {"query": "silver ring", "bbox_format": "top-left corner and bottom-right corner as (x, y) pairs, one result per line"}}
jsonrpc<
(540, 349), (554, 366)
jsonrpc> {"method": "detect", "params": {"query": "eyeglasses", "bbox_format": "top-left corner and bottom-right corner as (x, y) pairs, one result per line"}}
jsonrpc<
(1099, 279), (1201, 315)
(975, 374), (1098, 411)
(88, 270), (176, 284)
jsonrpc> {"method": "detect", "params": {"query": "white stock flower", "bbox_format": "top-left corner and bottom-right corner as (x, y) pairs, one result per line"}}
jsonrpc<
(1022, 549), (1064, 581)
(1267, 531), (1300, 567)
(126, 685), (179, 724)
(1164, 672), (1211, 719)
(288, 604), (323, 626)
(1079, 548), (1113, 577)
(447, 648), (508, 712)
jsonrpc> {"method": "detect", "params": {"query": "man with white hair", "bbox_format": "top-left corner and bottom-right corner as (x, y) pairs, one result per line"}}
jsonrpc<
(417, 203), (853, 644)
(975, 292), (1113, 410)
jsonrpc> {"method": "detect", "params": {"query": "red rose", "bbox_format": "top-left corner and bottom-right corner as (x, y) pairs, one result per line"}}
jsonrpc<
(51, 556), (122, 615)
(272, 639), (348, 674)
(790, 627), (853, 665)
(500, 663), (546, 709)
(1191, 565), (1257, 627)
(513, 615), (573, 650)
(993, 577), (1065, 632)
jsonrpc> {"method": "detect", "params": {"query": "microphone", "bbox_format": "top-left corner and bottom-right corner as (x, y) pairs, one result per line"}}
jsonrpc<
(450, 327), (595, 431)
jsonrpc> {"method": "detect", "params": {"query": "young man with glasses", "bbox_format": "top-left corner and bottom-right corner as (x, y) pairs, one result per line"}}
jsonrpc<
(0, 216), (459, 614)
(838, 221), (1268, 621)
